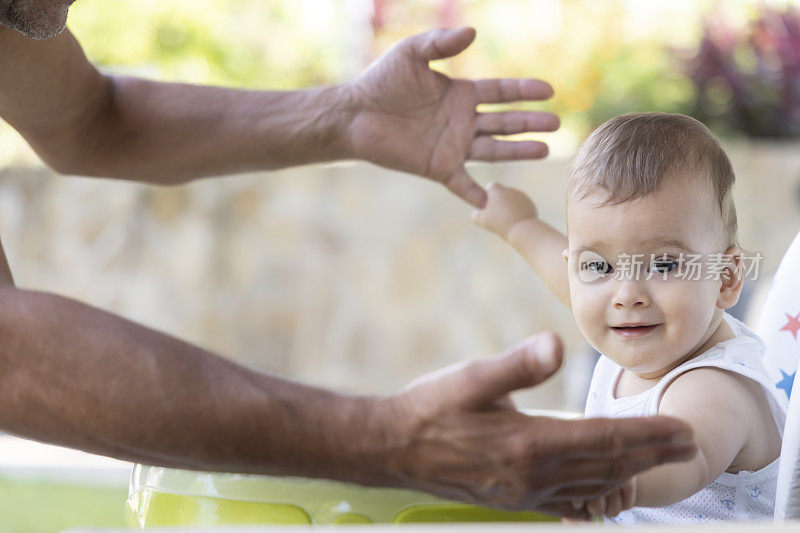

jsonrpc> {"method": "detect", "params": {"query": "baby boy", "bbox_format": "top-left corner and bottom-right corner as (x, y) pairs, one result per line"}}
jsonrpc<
(473, 113), (786, 524)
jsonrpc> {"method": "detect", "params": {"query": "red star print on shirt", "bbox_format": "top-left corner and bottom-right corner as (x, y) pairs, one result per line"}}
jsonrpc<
(780, 312), (800, 340)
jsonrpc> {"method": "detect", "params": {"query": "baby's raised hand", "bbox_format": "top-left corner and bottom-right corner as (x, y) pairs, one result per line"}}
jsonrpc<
(471, 182), (538, 240)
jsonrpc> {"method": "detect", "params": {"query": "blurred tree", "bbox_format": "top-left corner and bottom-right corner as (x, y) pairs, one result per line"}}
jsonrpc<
(687, 4), (800, 138)
(3, 0), (753, 157)
(69, 0), (345, 88)
(368, 0), (700, 137)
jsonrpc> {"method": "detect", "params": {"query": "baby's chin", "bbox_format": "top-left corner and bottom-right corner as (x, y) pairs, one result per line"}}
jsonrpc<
(598, 339), (681, 377)
(611, 355), (674, 378)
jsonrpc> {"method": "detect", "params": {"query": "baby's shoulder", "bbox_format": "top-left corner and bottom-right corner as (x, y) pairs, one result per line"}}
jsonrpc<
(659, 367), (780, 472)
(657, 328), (770, 414)
(658, 366), (763, 417)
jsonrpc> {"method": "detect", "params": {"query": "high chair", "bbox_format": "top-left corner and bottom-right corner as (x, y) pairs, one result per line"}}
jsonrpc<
(125, 409), (578, 527)
(759, 230), (800, 522)
(126, 233), (800, 527)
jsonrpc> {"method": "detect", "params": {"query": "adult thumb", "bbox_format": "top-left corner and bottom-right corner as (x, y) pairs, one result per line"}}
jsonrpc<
(456, 331), (563, 409)
(405, 26), (477, 62)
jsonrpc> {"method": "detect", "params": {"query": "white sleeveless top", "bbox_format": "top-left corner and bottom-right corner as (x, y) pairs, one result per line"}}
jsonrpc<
(585, 313), (787, 524)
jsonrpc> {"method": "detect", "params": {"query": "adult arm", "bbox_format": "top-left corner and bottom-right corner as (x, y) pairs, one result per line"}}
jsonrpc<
(0, 25), (559, 207)
(0, 284), (695, 516)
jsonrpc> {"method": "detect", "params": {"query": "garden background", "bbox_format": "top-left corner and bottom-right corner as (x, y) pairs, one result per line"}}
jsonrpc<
(1, 1), (799, 531)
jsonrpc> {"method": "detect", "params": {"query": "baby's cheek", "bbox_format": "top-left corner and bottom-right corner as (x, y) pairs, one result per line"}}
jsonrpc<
(570, 293), (605, 347)
(661, 283), (718, 346)
(667, 281), (718, 320)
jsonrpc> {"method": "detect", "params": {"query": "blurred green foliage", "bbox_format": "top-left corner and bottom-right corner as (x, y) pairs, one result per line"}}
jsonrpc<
(0, 0), (780, 156)
(372, 0), (704, 137)
(69, 0), (344, 89)
(67, 0), (710, 139)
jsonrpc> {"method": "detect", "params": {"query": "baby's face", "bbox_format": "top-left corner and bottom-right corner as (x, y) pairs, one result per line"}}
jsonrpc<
(566, 173), (730, 377)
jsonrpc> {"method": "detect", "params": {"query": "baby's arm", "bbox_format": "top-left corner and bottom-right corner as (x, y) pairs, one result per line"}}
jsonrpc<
(472, 183), (570, 308)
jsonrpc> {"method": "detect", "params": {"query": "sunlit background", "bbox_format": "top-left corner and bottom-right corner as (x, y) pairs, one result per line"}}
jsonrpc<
(1, 1), (800, 531)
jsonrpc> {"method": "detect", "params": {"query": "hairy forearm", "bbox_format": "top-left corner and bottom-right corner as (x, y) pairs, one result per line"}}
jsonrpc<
(507, 218), (570, 309)
(0, 29), (357, 182)
(47, 75), (357, 183)
(0, 286), (394, 485)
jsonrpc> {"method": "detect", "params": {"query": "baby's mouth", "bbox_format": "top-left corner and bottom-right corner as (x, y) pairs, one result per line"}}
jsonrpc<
(610, 323), (661, 338)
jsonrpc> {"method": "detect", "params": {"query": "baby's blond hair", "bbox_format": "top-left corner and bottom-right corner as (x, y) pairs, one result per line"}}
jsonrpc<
(568, 112), (738, 248)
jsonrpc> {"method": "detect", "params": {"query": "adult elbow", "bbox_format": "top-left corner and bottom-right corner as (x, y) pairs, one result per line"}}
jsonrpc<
(37, 139), (194, 186)
(41, 153), (87, 177)
(32, 74), (121, 179)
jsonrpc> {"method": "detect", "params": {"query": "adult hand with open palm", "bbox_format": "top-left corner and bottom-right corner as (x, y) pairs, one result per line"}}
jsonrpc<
(347, 27), (559, 208)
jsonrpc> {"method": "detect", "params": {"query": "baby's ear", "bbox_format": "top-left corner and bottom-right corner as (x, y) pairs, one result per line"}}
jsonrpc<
(562, 248), (569, 263)
(717, 246), (744, 310)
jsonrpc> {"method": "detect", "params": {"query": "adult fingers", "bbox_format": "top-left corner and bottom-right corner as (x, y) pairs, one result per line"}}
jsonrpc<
(469, 137), (548, 161)
(474, 78), (554, 104)
(445, 167), (486, 208)
(445, 332), (563, 409)
(560, 442), (696, 486)
(493, 393), (516, 410)
(475, 111), (560, 135)
(549, 482), (621, 501)
(405, 26), (477, 62)
(558, 416), (695, 458)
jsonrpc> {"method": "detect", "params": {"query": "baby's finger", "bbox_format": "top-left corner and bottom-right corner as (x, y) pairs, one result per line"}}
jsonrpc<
(604, 490), (623, 518)
(620, 478), (636, 511)
(586, 496), (606, 518)
(562, 517), (591, 524)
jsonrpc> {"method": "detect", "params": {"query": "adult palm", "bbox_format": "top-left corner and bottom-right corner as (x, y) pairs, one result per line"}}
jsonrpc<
(348, 27), (559, 208)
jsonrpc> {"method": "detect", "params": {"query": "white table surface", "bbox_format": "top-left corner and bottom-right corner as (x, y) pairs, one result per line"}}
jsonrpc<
(64, 522), (800, 533)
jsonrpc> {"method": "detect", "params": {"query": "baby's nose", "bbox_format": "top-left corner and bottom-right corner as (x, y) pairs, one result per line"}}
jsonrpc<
(612, 280), (651, 309)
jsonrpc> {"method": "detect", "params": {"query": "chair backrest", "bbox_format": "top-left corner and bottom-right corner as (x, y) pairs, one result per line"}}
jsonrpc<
(756, 230), (800, 521)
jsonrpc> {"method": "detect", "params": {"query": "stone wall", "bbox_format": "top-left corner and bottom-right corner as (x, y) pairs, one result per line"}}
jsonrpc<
(1, 143), (798, 410)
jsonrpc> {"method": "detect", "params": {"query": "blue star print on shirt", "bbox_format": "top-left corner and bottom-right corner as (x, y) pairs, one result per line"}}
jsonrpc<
(776, 369), (795, 399)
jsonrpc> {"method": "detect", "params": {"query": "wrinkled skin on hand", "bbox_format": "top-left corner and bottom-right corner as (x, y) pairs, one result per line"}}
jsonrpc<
(374, 332), (696, 518)
(346, 27), (560, 208)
